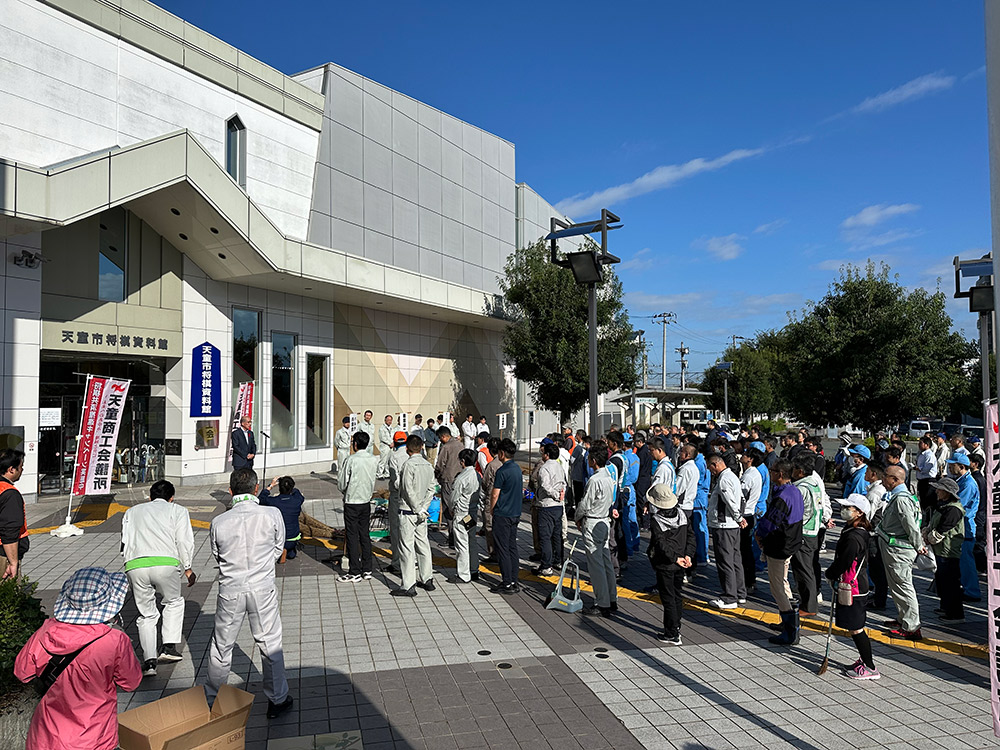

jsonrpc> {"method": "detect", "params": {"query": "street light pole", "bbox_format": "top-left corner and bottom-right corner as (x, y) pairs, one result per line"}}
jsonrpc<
(589, 282), (599, 439)
(546, 209), (622, 442)
(723, 374), (729, 422)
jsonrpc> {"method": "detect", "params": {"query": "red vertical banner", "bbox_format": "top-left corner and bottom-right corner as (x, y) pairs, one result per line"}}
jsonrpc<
(228, 382), (255, 464)
(71, 376), (131, 496)
(985, 403), (1000, 737)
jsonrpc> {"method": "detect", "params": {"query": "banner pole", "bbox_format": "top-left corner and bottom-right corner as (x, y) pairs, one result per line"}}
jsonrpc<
(52, 375), (92, 538)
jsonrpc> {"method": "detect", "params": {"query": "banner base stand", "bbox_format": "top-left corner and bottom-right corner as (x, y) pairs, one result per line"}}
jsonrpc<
(50, 516), (84, 538)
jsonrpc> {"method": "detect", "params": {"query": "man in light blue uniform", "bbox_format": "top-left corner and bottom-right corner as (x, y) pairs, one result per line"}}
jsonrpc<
(947, 452), (981, 602)
(692, 439), (710, 568)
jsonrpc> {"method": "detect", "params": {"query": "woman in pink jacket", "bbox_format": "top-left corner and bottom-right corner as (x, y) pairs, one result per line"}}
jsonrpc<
(15, 567), (142, 750)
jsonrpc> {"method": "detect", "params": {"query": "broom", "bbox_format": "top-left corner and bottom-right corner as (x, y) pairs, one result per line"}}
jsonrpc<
(817, 601), (836, 675)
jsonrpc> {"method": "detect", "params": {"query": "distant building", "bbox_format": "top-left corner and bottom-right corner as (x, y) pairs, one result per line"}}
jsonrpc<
(0, 0), (570, 498)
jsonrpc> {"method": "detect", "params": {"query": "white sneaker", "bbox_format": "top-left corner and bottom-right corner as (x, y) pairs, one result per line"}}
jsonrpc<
(337, 574), (360, 583)
(709, 598), (737, 610)
(737, 599), (747, 606)
(817, 594), (824, 604)
(362, 572), (373, 580)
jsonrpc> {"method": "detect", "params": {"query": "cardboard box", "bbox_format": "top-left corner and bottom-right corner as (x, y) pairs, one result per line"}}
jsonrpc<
(118, 685), (254, 750)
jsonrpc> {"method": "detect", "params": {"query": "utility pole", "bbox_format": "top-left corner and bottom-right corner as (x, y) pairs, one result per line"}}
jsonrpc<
(632, 330), (644, 427)
(652, 312), (676, 390)
(676, 342), (690, 390)
(731, 334), (746, 350)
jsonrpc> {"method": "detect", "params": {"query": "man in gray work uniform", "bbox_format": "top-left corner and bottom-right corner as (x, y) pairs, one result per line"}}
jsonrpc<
(207, 468), (293, 719)
(391, 434), (436, 597)
(575, 442), (618, 618)
(376, 414), (394, 479)
(385, 430), (409, 576)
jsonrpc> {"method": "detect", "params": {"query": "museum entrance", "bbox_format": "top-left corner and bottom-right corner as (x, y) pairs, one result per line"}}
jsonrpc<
(38, 357), (168, 495)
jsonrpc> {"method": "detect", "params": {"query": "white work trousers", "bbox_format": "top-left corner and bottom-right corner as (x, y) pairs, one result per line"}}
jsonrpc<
(398, 512), (432, 590)
(127, 565), (184, 662)
(376, 445), (392, 478)
(388, 497), (401, 565)
(207, 588), (288, 704)
(582, 517), (617, 608)
(452, 516), (478, 582)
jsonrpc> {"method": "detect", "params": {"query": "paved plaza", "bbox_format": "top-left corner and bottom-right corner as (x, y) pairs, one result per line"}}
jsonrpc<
(21, 473), (998, 750)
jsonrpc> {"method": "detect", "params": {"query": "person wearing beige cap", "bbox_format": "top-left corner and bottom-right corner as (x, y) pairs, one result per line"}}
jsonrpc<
(646, 483), (694, 645)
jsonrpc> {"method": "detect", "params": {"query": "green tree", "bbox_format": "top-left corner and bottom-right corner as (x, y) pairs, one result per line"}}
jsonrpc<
(781, 262), (973, 431)
(498, 239), (638, 422)
(702, 344), (776, 421)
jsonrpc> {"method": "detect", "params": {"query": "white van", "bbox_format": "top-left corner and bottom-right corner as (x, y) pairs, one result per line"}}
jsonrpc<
(908, 420), (931, 438)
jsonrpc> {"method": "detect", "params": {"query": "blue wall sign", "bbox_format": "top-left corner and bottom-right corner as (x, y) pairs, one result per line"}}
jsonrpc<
(190, 342), (221, 417)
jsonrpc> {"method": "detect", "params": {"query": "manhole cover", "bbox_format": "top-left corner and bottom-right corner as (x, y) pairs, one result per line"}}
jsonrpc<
(497, 662), (513, 669)
(596, 654), (610, 659)
(477, 650), (492, 656)
(594, 647), (608, 653)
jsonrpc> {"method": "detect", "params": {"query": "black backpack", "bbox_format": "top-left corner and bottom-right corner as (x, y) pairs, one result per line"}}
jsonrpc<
(34, 635), (106, 697)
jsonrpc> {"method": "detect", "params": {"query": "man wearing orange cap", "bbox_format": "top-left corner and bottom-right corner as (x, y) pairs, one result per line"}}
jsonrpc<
(384, 429), (410, 575)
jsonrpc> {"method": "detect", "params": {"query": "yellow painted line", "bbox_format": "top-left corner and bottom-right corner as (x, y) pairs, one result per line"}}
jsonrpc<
(31, 513), (986, 660)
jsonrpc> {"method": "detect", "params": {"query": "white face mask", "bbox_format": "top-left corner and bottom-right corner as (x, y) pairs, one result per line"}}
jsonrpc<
(840, 507), (856, 521)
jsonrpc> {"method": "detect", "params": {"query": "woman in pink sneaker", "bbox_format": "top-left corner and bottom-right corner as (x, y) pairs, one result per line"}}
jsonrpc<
(825, 495), (879, 680)
(15, 567), (142, 749)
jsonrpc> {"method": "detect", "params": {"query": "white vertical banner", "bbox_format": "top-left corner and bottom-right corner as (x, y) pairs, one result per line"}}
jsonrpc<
(497, 413), (508, 431)
(985, 403), (1000, 737)
(399, 412), (409, 432)
(71, 377), (131, 496)
(349, 414), (359, 435)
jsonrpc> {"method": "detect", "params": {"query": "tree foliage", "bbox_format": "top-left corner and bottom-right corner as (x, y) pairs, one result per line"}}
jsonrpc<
(498, 239), (638, 422)
(699, 263), (975, 430)
(780, 262), (973, 431)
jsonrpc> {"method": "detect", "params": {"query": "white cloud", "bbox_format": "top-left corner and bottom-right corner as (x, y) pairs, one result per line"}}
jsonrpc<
(841, 203), (920, 229)
(847, 228), (923, 251)
(739, 293), (801, 316)
(555, 147), (765, 217)
(694, 233), (746, 261)
(623, 291), (708, 312)
(814, 258), (848, 272)
(753, 219), (788, 235)
(619, 248), (656, 271)
(850, 72), (956, 115)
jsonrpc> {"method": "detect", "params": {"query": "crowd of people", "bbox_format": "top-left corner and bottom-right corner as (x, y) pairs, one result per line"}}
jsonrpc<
(5, 415), (987, 748)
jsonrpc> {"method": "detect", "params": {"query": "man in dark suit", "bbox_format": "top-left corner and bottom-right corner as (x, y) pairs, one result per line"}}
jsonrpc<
(232, 415), (256, 469)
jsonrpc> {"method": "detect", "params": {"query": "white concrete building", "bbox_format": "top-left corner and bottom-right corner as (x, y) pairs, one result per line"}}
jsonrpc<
(0, 0), (576, 500)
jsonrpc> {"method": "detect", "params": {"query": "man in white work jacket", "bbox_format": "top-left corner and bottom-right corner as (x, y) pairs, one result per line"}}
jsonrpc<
(207, 468), (293, 719)
(121, 479), (195, 677)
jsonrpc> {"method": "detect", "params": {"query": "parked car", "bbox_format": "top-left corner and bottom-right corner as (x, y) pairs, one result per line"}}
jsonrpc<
(907, 419), (931, 438)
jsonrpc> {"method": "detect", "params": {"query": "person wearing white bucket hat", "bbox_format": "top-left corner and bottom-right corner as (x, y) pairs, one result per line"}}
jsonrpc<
(15, 567), (142, 750)
(646, 483), (694, 645)
(825, 494), (878, 680)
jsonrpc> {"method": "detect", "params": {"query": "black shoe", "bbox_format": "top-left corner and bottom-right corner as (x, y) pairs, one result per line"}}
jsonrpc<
(267, 696), (294, 719)
(583, 605), (613, 618)
(483, 555), (498, 564)
(963, 594), (982, 603)
(489, 582), (507, 593)
(500, 583), (519, 595)
(471, 572), (480, 581)
(142, 659), (157, 677)
(528, 553), (542, 562)
(158, 644), (182, 663)
(609, 601), (619, 613)
(417, 579), (436, 591)
(391, 586), (418, 597)
(447, 576), (470, 584)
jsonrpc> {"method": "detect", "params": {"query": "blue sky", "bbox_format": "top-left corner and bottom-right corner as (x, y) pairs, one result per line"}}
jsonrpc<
(161, 1), (989, 381)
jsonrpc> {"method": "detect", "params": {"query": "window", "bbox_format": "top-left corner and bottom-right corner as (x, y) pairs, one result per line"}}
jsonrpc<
(233, 308), (259, 425)
(271, 333), (295, 451)
(225, 115), (246, 188)
(98, 208), (127, 302)
(306, 354), (329, 447)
